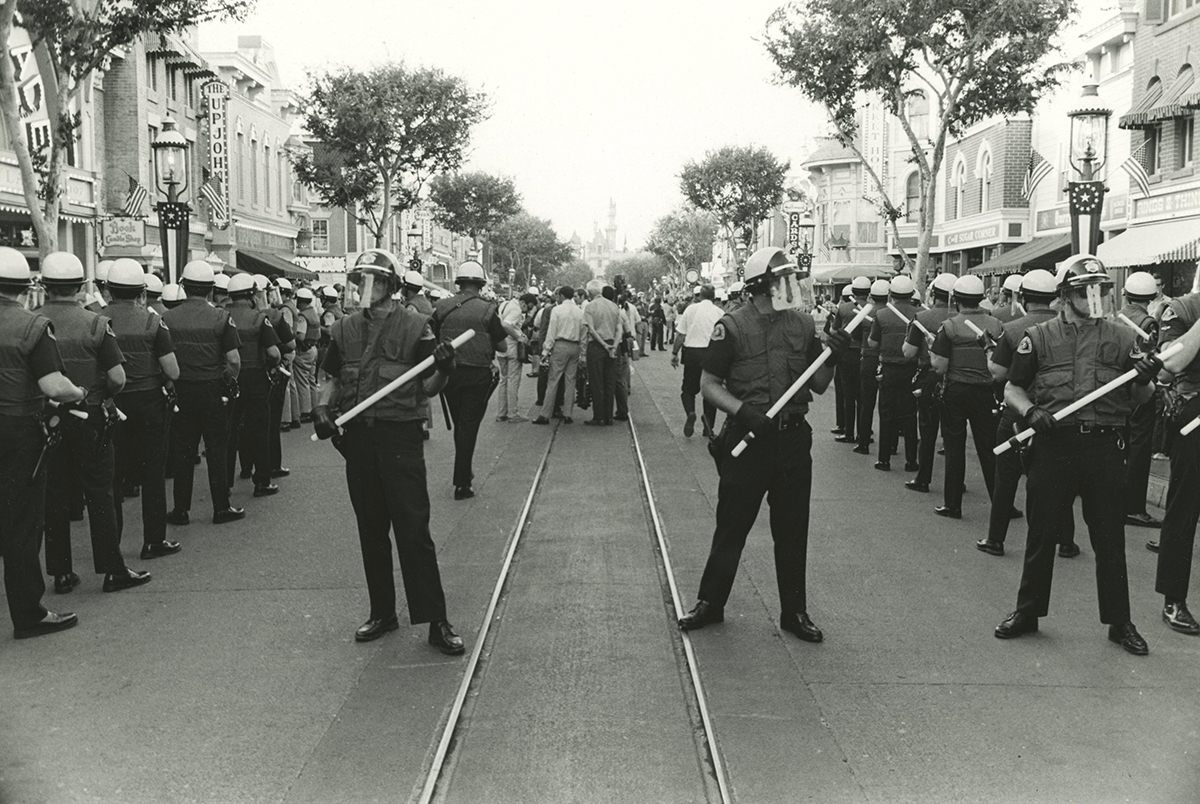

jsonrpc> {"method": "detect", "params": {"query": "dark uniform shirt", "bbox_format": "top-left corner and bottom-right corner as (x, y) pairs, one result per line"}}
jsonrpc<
(832, 298), (869, 349)
(162, 298), (241, 383)
(932, 308), (1003, 385)
(905, 302), (953, 367)
(870, 299), (917, 364)
(432, 292), (506, 368)
(1159, 293), (1200, 395)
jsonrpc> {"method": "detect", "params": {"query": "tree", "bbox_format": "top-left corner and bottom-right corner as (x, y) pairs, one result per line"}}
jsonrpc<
(545, 258), (595, 291)
(645, 208), (715, 283)
(765, 0), (1075, 286)
(605, 253), (669, 292)
(487, 212), (574, 290)
(292, 63), (488, 248)
(0, 0), (251, 254)
(428, 171), (521, 242)
(679, 145), (788, 269)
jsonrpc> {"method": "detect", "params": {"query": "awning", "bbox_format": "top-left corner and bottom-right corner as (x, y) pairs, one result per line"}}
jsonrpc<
(1119, 80), (1165, 129)
(969, 233), (1072, 275)
(1096, 218), (1200, 267)
(810, 263), (893, 283)
(1146, 66), (1195, 122)
(235, 248), (317, 280)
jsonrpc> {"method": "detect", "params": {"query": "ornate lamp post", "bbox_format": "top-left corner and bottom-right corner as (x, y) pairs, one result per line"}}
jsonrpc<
(796, 213), (816, 275)
(1066, 84), (1112, 256)
(151, 119), (191, 284)
(406, 220), (423, 273)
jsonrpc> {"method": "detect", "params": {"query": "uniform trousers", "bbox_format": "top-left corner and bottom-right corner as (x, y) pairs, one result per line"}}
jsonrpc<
(284, 367), (301, 425)
(837, 349), (861, 440)
(113, 388), (169, 546)
(680, 346), (715, 431)
(650, 321), (665, 351)
(941, 382), (997, 510)
(699, 420), (812, 615)
(495, 354), (522, 418)
(588, 341), (617, 423)
(44, 416), (125, 576)
(833, 354), (845, 430)
(171, 381), (232, 513)
(856, 353), (879, 448)
(1157, 395), (1200, 602)
(615, 352), (631, 418)
(878, 363), (917, 463)
(1124, 398), (1155, 516)
(443, 365), (493, 488)
(913, 372), (942, 486)
(226, 371), (271, 487)
(540, 341), (579, 420)
(292, 345), (318, 417)
(266, 370), (286, 472)
(988, 414), (1077, 547)
(1016, 429), (1130, 624)
(0, 418), (49, 628)
(343, 420), (447, 623)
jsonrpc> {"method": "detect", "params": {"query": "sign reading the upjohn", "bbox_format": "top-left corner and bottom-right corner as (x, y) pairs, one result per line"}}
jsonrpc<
(202, 80), (231, 227)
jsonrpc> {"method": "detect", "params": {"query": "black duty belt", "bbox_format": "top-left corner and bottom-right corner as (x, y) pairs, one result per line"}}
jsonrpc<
(1060, 422), (1124, 435)
(777, 411), (807, 431)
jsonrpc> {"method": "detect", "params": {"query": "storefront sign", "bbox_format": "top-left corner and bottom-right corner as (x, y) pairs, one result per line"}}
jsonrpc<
(1037, 195), (1128, 231)
(102, 217), (144, 248)
(202, 80), (231, 228)
(786, 211), (803, 254)
(1134, 186), (1200, 220)
(943, 224), (1000, 247)
(234, 224), (295, 253)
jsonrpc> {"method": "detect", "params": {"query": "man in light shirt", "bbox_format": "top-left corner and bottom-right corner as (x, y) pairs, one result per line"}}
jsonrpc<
(671, 284), (723, 437)
(495, 291), (534, 423)
(614, 289), (640, 420)
(533, 286), (584, 425)
(581, 279), (625, 425)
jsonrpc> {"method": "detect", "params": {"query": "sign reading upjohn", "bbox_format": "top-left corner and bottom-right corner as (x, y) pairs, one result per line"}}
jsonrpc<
(202, 80), (231, 228)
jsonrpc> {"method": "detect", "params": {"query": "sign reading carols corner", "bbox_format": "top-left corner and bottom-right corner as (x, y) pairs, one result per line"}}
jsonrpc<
(202, 80), (231, 226)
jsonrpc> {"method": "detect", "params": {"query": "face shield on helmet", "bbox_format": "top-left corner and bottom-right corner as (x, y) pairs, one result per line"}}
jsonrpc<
(350, 249), (401, 309)
(1057, 254), (1114, 320)
(744, 247), (812, 311)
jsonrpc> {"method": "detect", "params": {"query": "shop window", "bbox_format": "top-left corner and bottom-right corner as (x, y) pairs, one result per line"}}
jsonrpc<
(1168, 0), (1198, 19)
(978, 150), (993, 212)
(147, 125), (157, 187)
(311, 219), (329, 253)
(145, 55), (157, 91)
(1176, 116), (1194, 168)
(236, 133), (245, 199)
(905, 172), (921, 222)
(906, 92), (929, 141)
(1146, 125), (1162, 174)
(856, 221), (879, 243)
(250, 140), (259, 206)
(168, 68), (178, 102)
(953, 159), (967, 219)
(264, 146), (272, 209)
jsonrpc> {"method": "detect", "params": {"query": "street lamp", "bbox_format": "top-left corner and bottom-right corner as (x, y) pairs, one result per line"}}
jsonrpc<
(1066, 84), (1111, 255)
(796, 213), (816, 275)
(151, 119), (191, 284)
(406, 219), (423, 273)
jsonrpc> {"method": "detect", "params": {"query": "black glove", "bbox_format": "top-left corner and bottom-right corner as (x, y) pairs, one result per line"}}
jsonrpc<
(826, 329), (851, 359)
(1133, 353), (1163, 386)
(434, 341), (456, 374)
(312, 405), (339, 440)
(733, 403), (773, 439)
(1025, 405), (1057, 434)
(221, 377), (240, 402)
(976, 331), (997, 352)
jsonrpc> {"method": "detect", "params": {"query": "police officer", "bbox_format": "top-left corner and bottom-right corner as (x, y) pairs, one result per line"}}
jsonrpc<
(0, 247), (88, 637)
(84, 259), (112, 312)
(853, 279), (889, 455)
(432, 260), (508, 500)
(1119, 272), (1163, 529)
(868, 275), (919, 471)
(161, 283), (185, 309)
(212, 272), (231, 309)
(904, 272), (957, 493)
(38, 252), (151, 593)
(294, 287), (320, 423)
(261, 275), (295, 476)
(679, 247), (850, 642)
(401, 271), (433, 315)
(225, 273), (281, 498)
(276, 278), (302, 430)
(312, 249), (464, 654)
(991, 274), (1025, 324)
(929, 274), (1003, 518)
(976, 269), (1060, 557)
(163, 261), (244, 525)
(829, 284), (853, 436)
(145, 273), (166, 316)
(106, 258), (181, 560)
(1150, 283), (1200, 635)
(317, 284), (344, 373)
(994, 255), (1156, 656)
(832, 276), (871, 443)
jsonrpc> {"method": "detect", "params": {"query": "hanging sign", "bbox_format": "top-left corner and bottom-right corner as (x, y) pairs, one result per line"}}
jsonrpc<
(202, 80), (231, 227)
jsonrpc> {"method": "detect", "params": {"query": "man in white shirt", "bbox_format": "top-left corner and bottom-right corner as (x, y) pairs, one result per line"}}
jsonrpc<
(614, 293), (640, 420)
(533, 286), (585, 424)
(671, 284), (724, 437)
(496, 291), (534, 423)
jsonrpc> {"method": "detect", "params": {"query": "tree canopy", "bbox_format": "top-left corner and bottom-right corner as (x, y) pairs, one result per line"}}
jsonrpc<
(679, 145), (788, 258)
(544, 258), (595, 292)
(604, 253), (669, 292)
(292, 63), (488, 248)
(0, 0), (251, 253)
(488, 212), (574, 289)
(644, 208), (715, 282)
(765, 0), (1075, 284)
(428, 171), (522, 241)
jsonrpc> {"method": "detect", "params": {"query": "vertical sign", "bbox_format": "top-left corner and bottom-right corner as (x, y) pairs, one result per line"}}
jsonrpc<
(786, 211), (802, 254)
(203, 80), (231, 226)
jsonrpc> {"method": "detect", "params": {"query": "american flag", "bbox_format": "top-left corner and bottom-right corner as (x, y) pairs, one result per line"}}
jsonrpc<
(1119, 139), (1153, 199)
(121, 175), (148, 217)
(199, 177), (229, 228)
(1020, 149), (1053, 201)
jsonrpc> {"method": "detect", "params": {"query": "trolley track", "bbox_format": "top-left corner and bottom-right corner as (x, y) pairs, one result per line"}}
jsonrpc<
(411, 415), (733, 804)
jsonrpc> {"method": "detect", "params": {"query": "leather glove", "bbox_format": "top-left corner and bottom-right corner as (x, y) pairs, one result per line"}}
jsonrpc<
(312, 404), (339, 440)
(733, 403), (773, 438)
(434, 341), (456, 374)
(1132, 353), (1163, 386)
(1025, 405), (1057, 434)
(221, 377), (240, 402)
(826, 329), (851, 359)
(976, 331), (997, 352)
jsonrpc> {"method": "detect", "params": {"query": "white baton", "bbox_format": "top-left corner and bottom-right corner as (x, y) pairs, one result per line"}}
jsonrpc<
(730, 304), (875, 458)
(310, 329), (475, 441)
(1182, 416), (1200, 436)
(995, 340), (1184, 455)
(1117, 313), (1152, 342)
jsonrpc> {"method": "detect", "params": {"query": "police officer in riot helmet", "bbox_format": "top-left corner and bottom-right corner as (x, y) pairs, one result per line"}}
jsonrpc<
(225, 273), (282, 498)
(679, 247), (850, 642)
(106, 258), (182, 560)
(401, 271), (434, 315)
(314, 249), (463, 652)
(853, 279), (889, 454)
(831, 275), (871, 443)
(162, 260), (244, 525)
(1119, 271), (1164, 530)
(903, 272), (957, 493)
(867, 275), (919, 471)
(38, 252), (152, 594)
(261, 275), (295, 477)
(995, 254), (1158, 655)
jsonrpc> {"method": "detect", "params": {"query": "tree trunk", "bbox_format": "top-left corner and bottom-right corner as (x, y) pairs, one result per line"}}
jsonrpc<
(0, 2), (55, 253)
(33, 42), (68, 258)
(375, 171), (391, 249)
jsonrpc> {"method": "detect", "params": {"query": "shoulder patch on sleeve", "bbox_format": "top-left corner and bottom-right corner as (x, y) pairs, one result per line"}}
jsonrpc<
(420, 323), (436, 341)
(1161, 306), (1178, 322)
(1016, 336), (1033, 355)
(104, 322), (115, 338)
(710, 321), (725, 342)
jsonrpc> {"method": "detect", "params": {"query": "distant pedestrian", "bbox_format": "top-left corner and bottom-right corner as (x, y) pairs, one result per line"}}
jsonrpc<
(582, 279), (624, 426)
(533, 286), (584, 425)
(670, 284), (723, 437)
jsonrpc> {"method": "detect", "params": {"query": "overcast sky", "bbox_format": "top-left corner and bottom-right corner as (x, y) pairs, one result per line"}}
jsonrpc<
(201, 0), (1110, 249)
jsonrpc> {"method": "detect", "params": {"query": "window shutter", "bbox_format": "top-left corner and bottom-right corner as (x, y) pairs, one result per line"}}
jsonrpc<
(1144, 0), (1164, 24)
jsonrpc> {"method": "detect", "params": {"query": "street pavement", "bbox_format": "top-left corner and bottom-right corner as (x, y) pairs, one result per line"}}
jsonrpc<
(2, 352), (1198, 803)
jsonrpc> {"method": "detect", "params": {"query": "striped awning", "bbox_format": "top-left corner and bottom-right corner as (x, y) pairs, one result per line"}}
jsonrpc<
(1119, 80), (1165, 130)
(1096, 218), (1200, 267)
(968, 233), (1071, 275)
(1145, 67), (1195, 122)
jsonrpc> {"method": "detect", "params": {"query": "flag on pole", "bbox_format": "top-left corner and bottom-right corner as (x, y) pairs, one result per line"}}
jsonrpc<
(120, 174), (149, 217)
(1119, 139), (1153, 199)
(1020, 149), (1053, 201)
(198, 176), (229, 228)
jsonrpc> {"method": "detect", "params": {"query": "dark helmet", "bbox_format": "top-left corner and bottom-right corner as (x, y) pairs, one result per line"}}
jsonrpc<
(1056, 253), (1112, 291)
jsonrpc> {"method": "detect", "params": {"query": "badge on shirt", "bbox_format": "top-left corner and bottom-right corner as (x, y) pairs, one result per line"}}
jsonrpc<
(1016, 336), (1032, 355)
(710, 322), (725, 342)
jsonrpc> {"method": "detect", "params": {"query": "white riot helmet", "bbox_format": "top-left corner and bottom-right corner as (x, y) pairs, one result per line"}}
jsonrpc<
(227, 273), (256, 295)
(0, 247), (31, 289)
(869, 279), (890, 301)
(1124, 271), (1157, 301)
(40, 252), (86, 285)
(951, 274), (985, 305)
(402, 270), (425, 291)
(850, 276), (872, 296)
(181, 260), (216, 286)
(144, 273), (164, 297)
(213, 272), (230, 292)
(161, 283), (185, 305)
(295, 287), (315, 303)
(320, 284), (339, 301)
(930, 272), (957, 298)
(454, 260), (487, 286)
(253, 274), (270, 292)
(743, 247), (809, 311)
(106, 258), (147, 290)
(889, 275), (915, 298)
(1019, 269), (1057, 301)
(94, 259), (114, 284)
(274, 276), (294, 294)
(840, 285), (853, 299)
(1002, 274), (1023, 295)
